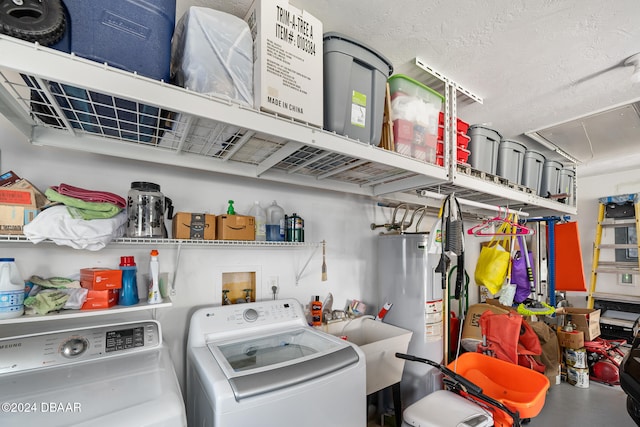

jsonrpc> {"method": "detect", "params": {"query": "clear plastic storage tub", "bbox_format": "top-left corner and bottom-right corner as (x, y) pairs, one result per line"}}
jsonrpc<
(323, 32), (393, 145)
(388, 74), (443, 162)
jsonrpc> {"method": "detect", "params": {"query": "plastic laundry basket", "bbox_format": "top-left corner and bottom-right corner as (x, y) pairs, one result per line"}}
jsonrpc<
(447, 352), (549, 420)
(323, 32), (393, 145)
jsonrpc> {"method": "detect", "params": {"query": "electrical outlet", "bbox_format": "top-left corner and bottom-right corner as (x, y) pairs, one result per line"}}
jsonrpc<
(268, 276), (279, 288)
(268, 276), (279, 298)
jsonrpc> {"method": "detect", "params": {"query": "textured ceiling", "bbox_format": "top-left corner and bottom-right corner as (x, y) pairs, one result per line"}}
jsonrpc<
(177, 0), (640, 172)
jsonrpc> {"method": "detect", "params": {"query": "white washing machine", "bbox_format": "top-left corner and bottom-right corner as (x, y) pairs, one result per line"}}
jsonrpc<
(187, 299), (367, 426)
(0, 317), (186, 427)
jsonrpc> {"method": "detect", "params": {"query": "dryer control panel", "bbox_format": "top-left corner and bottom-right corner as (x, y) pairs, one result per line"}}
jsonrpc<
(0, 320), (161, 374)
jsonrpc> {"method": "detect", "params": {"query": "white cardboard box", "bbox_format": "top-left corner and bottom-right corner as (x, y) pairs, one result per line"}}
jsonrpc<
(325, 318), (412, 395)
(245, 0), (323, 126)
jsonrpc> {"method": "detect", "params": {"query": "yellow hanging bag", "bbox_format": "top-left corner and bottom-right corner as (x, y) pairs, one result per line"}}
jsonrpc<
(474, 221), (512, 295)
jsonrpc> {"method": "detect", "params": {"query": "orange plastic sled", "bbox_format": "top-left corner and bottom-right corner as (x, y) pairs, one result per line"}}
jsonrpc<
(447, 352), (550, 423)
(553, 221), (587, 291)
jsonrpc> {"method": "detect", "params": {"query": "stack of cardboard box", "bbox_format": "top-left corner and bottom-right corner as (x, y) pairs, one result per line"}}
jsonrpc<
(0, 171), (47, 235)
(556, 307), (602, 387)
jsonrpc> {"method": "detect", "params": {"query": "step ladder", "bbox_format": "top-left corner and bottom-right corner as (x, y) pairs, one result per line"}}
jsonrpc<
(588, 195), (640, 334)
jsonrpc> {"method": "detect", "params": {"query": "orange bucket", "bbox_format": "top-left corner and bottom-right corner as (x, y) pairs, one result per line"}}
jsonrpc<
(447, 352), (549, 422)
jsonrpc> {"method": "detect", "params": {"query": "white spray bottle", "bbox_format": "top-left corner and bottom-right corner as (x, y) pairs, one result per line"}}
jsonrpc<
(148, 249), (162, 304)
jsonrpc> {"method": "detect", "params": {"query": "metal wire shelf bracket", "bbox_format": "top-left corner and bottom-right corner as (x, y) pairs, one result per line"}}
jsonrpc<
(295, 243), (323, 285)
(414, 57), (483, 104)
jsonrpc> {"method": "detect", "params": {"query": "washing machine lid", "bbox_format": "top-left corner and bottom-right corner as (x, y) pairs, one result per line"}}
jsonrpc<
(207, 327), (359, 400)
(0, 345), (185, 426)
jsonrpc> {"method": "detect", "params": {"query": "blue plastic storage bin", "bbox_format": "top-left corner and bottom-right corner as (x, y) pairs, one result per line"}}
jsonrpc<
(49, 0), (176, 142)
(52, 0), (175, 81)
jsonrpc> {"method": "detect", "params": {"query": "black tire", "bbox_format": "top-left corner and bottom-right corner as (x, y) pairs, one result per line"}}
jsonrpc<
(0, 0), (65, 46)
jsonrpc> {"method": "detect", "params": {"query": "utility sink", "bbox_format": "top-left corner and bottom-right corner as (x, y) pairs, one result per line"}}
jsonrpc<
(324, 317), (412, 395)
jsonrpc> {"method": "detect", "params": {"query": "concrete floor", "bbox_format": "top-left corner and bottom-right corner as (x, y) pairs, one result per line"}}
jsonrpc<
(528, 381), (635, 427)
(370, 380), (636, 427)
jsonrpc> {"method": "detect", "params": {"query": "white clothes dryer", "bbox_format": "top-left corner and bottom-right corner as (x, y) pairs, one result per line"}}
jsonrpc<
(0, 317), (186, 427)
(186, 299), (367, 426)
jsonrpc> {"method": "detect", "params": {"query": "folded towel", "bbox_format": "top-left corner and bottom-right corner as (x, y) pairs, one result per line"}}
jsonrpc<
(45, 188), (121, 220)
(23, 205), (127, 251)
(50, 183), (126, 208)
(27, 275), (81, 289)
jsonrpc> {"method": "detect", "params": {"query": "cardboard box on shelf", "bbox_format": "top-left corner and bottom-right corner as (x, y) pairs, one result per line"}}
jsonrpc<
(81, 289), (119, 310)
(245, 0), (323, 126)
(557, 329), (585, 349)
(0, 187), (39, 235)
(9, 178), (48, 209)
(216, 215), (255, 240)
(80, 268), (123, 291)
(556, 307), (601, 341)
(172, 212), (216, 240)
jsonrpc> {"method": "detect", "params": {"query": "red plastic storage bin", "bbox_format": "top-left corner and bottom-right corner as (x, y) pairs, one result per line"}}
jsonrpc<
(438, 126), (472, 149)
(438, 111), (470, 134)
(457, 132), (471, 149)
(436, 141), (471, 163)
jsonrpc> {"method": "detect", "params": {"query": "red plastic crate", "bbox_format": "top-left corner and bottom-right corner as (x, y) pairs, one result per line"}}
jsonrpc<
(438, 111), (470, 134)
(437, 126), (471, 149)
(457, 146), (470, 163)
(457, 132), (470, 149)
(436, 140), (471, 163)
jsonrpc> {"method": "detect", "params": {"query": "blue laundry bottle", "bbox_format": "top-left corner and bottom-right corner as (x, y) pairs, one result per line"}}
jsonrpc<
(119, 256), (139, 306)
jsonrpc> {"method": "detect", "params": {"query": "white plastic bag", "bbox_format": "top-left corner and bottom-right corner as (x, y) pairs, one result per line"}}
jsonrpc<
(171, 7), (253, 105)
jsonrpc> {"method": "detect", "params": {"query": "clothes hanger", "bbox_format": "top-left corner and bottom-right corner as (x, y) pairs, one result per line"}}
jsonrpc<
(467, 209), (535, 236)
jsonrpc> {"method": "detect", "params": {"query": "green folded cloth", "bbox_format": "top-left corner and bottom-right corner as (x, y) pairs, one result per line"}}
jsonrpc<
(24, 291), (69, 315)
(45, 188), (121, 220)
(28, 275), (80, 289)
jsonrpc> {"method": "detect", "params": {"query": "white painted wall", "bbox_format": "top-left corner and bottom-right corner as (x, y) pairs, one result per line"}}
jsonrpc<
(0, 115), (488, 392)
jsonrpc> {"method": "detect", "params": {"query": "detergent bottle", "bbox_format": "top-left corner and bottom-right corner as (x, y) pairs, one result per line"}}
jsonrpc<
(148, 250), (162, 304)
(119, 256), (139, 306)
(0, 258), (24, 319)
